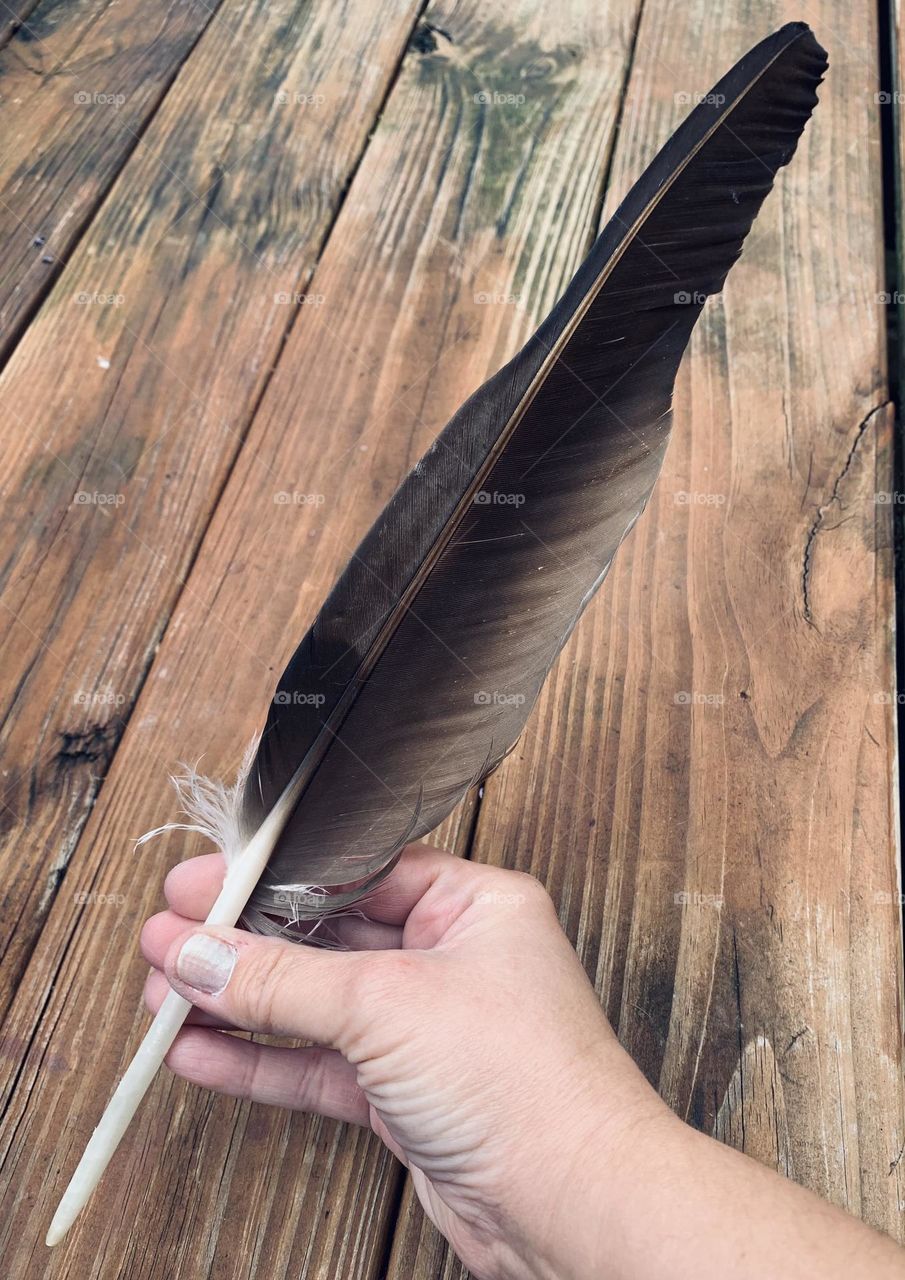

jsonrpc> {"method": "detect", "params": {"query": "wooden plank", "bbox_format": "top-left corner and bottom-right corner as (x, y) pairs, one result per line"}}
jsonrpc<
(388, 5), (905, 1274)
(389, 1177), (468, 1280)
(0, 0), (425, 1018)
(0, 2), (643, 1275)
(0, 0), (223, 360)
(601, 5), (903, 1229)
(893, 0), (905, 393)
(0, 0), (43, 52)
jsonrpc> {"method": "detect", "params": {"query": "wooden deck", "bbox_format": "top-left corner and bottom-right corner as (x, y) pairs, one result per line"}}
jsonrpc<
(1, 1), (903, 1275)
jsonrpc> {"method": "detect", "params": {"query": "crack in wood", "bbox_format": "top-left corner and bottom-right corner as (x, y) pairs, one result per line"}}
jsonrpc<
(801, 401), (891, 626)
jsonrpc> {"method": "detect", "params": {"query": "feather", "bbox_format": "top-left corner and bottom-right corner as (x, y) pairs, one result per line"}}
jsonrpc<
(47, 22), (827, 1244)
(228, 20), (828, 929)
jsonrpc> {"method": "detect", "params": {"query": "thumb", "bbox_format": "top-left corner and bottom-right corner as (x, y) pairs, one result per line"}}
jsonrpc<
(164, 926), (364, 1046)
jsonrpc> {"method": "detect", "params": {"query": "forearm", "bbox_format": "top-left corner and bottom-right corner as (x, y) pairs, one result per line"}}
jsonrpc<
(628, 1119), (901, 1279)
(539, 1094), (904, 1280)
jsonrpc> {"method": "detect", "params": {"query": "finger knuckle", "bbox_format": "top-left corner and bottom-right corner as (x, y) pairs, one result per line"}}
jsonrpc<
(290, 1046), (331, 1110)
(238, 944), (291, 1034)
(343, 950), (418, 1010)
(512, 870), (554, 908)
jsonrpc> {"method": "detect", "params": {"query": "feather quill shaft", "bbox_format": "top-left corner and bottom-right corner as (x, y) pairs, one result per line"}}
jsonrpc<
(48, 22), (827, 1245)
(45, 793), (294, 1245)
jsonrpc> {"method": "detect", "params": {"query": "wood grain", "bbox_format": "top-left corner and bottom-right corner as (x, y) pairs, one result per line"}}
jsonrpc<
(0, 0), (44, 53)
(0, 0), (221, 359)
(0, 2), (646, 1275)
(893, 0), (905, 394)
(387, 6), (905, 1276)
(1, 2), (901, 1277)
(0, 0), (423, 1021)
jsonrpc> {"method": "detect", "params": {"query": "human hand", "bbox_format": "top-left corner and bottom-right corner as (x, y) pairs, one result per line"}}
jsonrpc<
(141, 844), (671, 1280)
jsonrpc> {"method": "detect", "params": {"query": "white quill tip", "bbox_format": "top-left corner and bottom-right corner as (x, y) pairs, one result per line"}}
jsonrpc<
(46, 790), (292, 1246)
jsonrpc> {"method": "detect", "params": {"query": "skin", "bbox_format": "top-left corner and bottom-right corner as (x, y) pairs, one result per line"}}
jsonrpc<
(142, 844), (905, 1280)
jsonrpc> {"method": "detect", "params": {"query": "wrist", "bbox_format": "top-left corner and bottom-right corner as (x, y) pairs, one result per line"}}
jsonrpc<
(508, 1050), (687, 1280)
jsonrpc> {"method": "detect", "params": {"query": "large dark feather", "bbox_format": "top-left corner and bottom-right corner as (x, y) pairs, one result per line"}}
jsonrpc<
(238, 22), (827, 926)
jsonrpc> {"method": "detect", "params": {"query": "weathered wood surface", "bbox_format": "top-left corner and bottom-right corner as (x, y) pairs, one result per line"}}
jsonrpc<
(0, 0), (901, 1277)
(595, 4), (902, 1233)
(894, 0), (905, 399)
(0, 0), (423, 1022)
(0, 1), (47, 53)
(387, 3), (905, 1275)
(0, 0), (647, 1275)
(0, 0), (222, 360)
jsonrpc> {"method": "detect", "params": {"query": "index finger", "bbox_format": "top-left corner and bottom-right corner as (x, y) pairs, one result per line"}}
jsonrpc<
(164, 851), (225, 919)
(354, 842), (465, 924)
(164, 843), (462, 928)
